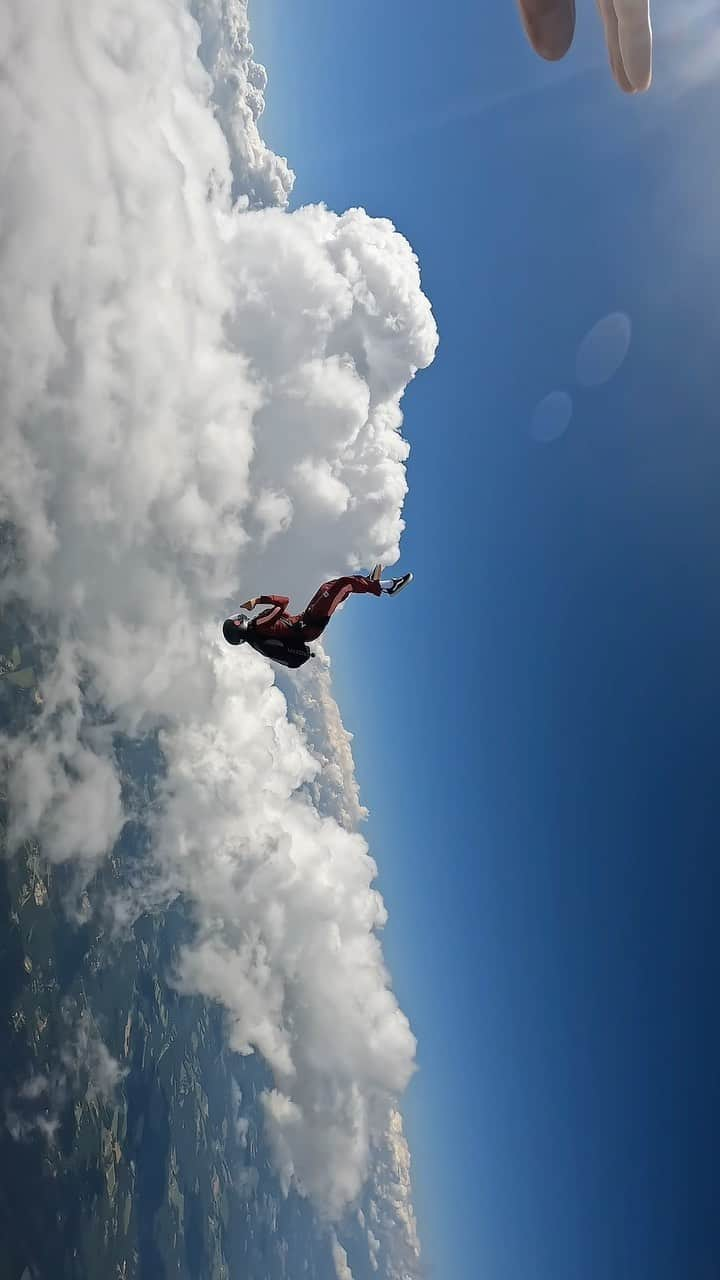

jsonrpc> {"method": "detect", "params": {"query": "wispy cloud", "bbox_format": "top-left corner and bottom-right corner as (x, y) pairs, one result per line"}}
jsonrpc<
(5, 1010), (124, 1145)
(660, 0), (720, 92)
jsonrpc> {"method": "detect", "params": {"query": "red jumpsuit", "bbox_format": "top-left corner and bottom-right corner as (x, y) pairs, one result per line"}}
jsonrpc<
(251, 574), (382, 644)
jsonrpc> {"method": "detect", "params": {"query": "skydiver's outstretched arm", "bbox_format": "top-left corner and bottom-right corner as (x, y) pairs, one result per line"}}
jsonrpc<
(239, 594), (290, 612)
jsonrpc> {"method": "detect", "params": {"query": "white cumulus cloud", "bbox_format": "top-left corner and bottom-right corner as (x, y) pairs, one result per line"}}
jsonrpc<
(190, 0), (294, 207)
(0, 0), (437, 1262)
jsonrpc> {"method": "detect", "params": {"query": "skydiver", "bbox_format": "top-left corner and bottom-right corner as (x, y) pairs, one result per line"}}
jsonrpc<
(222, 566), (413, 668)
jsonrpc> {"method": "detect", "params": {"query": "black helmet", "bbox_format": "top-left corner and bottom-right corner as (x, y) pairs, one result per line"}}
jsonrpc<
(223, 617), (248, 645)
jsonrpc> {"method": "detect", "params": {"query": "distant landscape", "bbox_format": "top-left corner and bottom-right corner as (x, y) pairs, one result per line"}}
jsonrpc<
(0, 598), (348, 1280)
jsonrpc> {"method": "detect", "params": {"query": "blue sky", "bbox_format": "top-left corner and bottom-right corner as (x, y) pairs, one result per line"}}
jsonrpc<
(252, 4), (720, 1277)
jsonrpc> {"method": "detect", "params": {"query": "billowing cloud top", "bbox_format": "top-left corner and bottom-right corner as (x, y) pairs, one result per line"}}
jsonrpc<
(190, 0), (294, 207)
(0, 0), (437, 1265)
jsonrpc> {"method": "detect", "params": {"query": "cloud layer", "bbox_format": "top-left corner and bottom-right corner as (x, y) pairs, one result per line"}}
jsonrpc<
(0, 0), (437, 1255)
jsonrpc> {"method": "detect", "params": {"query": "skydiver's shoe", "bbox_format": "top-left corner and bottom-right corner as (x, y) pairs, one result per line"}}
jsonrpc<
(369, 564), (383, 582)
(387, 572), (413, 596)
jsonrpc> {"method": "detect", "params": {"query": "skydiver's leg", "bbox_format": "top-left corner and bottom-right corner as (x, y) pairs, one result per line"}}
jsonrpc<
(298, 575), (382, 640)
(380, 573), (413, 596)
